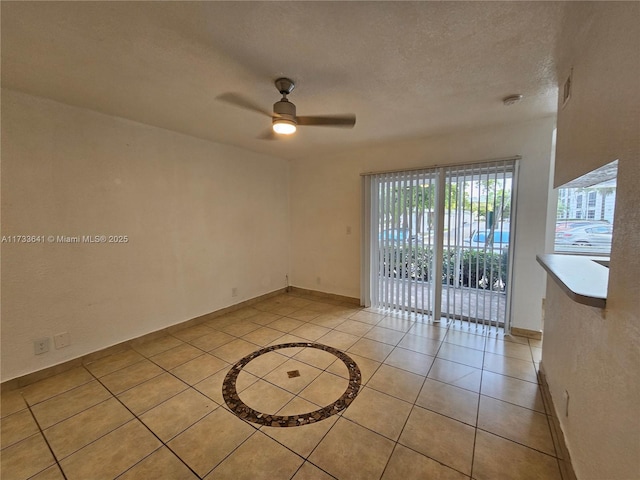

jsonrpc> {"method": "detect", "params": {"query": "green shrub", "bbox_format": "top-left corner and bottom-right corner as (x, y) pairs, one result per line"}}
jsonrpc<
(380, 246), (508, 291)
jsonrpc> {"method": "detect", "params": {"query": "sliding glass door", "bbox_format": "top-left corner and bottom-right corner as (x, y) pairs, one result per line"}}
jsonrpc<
(361, 159), (518, 332)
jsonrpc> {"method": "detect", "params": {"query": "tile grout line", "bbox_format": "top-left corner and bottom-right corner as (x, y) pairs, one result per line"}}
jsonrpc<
(235, 324), (356, 470)
(35, 394), (119, 435)
(143, 336), (332, 478)
(11, 296), (551, 480)
(84, 320), (341, 478)
(378, 316), (471, 479)
(469, 336), (489, 480)
(473, 427), (561, 459)
(221, 337), (361, 470)
(370, 310), (557, 478)
(356, 340), (557, 476)
(21, 392), (69, 480)
(84, 339), (226, 413)
(16, 378), (108, 431)
(380, 439), (473, 479)
(539, 398), (565, 469)
(535, 361), (567, 479)
(211, 300), (552, 478)
(294, 406), (367, 477)
(269, 421), (341, 480)
(193, 428), (261, 479)
(17, 374), (96, 410)
(82, 365), (207, 480)
(138, 335), (311, 478)
(210, 307), (390, 478)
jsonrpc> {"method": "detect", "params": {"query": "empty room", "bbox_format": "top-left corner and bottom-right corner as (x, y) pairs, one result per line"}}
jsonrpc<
(1, 2), (638, 480)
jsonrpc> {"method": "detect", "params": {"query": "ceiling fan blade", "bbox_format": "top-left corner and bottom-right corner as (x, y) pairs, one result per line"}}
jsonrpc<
(216, 92), (271, 117)
(296, 114), (356, 128)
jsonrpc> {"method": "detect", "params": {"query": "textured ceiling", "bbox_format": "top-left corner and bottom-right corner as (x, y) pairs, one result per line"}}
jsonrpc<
(1, 1), (565, 160)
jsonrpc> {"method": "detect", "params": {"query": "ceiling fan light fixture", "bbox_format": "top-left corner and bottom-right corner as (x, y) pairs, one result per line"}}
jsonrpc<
(272, 118), (297, 135)
(217, 77), (355, 139)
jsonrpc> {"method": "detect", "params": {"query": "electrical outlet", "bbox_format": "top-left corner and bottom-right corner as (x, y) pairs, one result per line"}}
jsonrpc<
(54, 332), (70, 349)
(34, 338), (50, 355)
(231, 287), (238, 297)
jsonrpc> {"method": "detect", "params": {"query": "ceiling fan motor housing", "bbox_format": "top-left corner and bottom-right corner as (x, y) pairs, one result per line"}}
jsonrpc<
(273, 99), (297, 124)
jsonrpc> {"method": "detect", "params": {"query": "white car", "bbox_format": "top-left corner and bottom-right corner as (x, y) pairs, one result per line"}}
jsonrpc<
(555, 224), (613, 247)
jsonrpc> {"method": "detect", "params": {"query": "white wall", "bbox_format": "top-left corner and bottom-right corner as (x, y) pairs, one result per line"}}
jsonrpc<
(1, 89), (290, 381)
(542, 3), (640, 479)
(290, 117), (555, 333)
(554, 3), (639, 188)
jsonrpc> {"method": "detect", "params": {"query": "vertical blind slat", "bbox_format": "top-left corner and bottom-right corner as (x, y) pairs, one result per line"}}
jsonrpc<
(364, 159), (516, 332)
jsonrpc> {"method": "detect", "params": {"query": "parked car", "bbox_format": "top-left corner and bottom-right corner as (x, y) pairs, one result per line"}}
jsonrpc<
(464, 230), (510, 252)
(555, 219), (609, 233)
(378, 229), (418, 244)
(555, 224), (613, 247)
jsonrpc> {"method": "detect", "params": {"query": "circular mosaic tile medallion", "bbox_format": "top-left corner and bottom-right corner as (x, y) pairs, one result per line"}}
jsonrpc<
(222, 342), (361, 427)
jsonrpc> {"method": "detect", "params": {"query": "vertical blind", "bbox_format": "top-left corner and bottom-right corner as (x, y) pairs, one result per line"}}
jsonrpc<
(366, 168), (438, 314)
(361, 158), (518, 332)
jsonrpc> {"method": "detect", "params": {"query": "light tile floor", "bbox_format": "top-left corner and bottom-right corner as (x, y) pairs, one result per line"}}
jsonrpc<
(1, 292), (560, 480)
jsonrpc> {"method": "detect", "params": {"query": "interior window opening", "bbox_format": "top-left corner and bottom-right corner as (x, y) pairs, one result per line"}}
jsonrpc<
(554, 160), (617, 256)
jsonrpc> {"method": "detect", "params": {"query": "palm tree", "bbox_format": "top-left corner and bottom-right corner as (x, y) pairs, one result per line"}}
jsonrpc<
(597, 186), (615, 221)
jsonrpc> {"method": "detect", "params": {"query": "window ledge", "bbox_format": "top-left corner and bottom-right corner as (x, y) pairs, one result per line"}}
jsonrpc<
(537, 254), (608, 308)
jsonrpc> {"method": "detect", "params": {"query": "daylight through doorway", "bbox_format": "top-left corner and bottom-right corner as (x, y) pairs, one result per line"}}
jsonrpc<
(361, 159), (518, 333)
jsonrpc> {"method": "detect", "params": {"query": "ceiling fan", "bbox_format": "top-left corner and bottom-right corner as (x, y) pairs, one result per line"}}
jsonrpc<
(217, 78), (356, 139)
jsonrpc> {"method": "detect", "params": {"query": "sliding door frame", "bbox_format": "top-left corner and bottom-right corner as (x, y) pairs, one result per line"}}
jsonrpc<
(361, 156), (521, 332)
